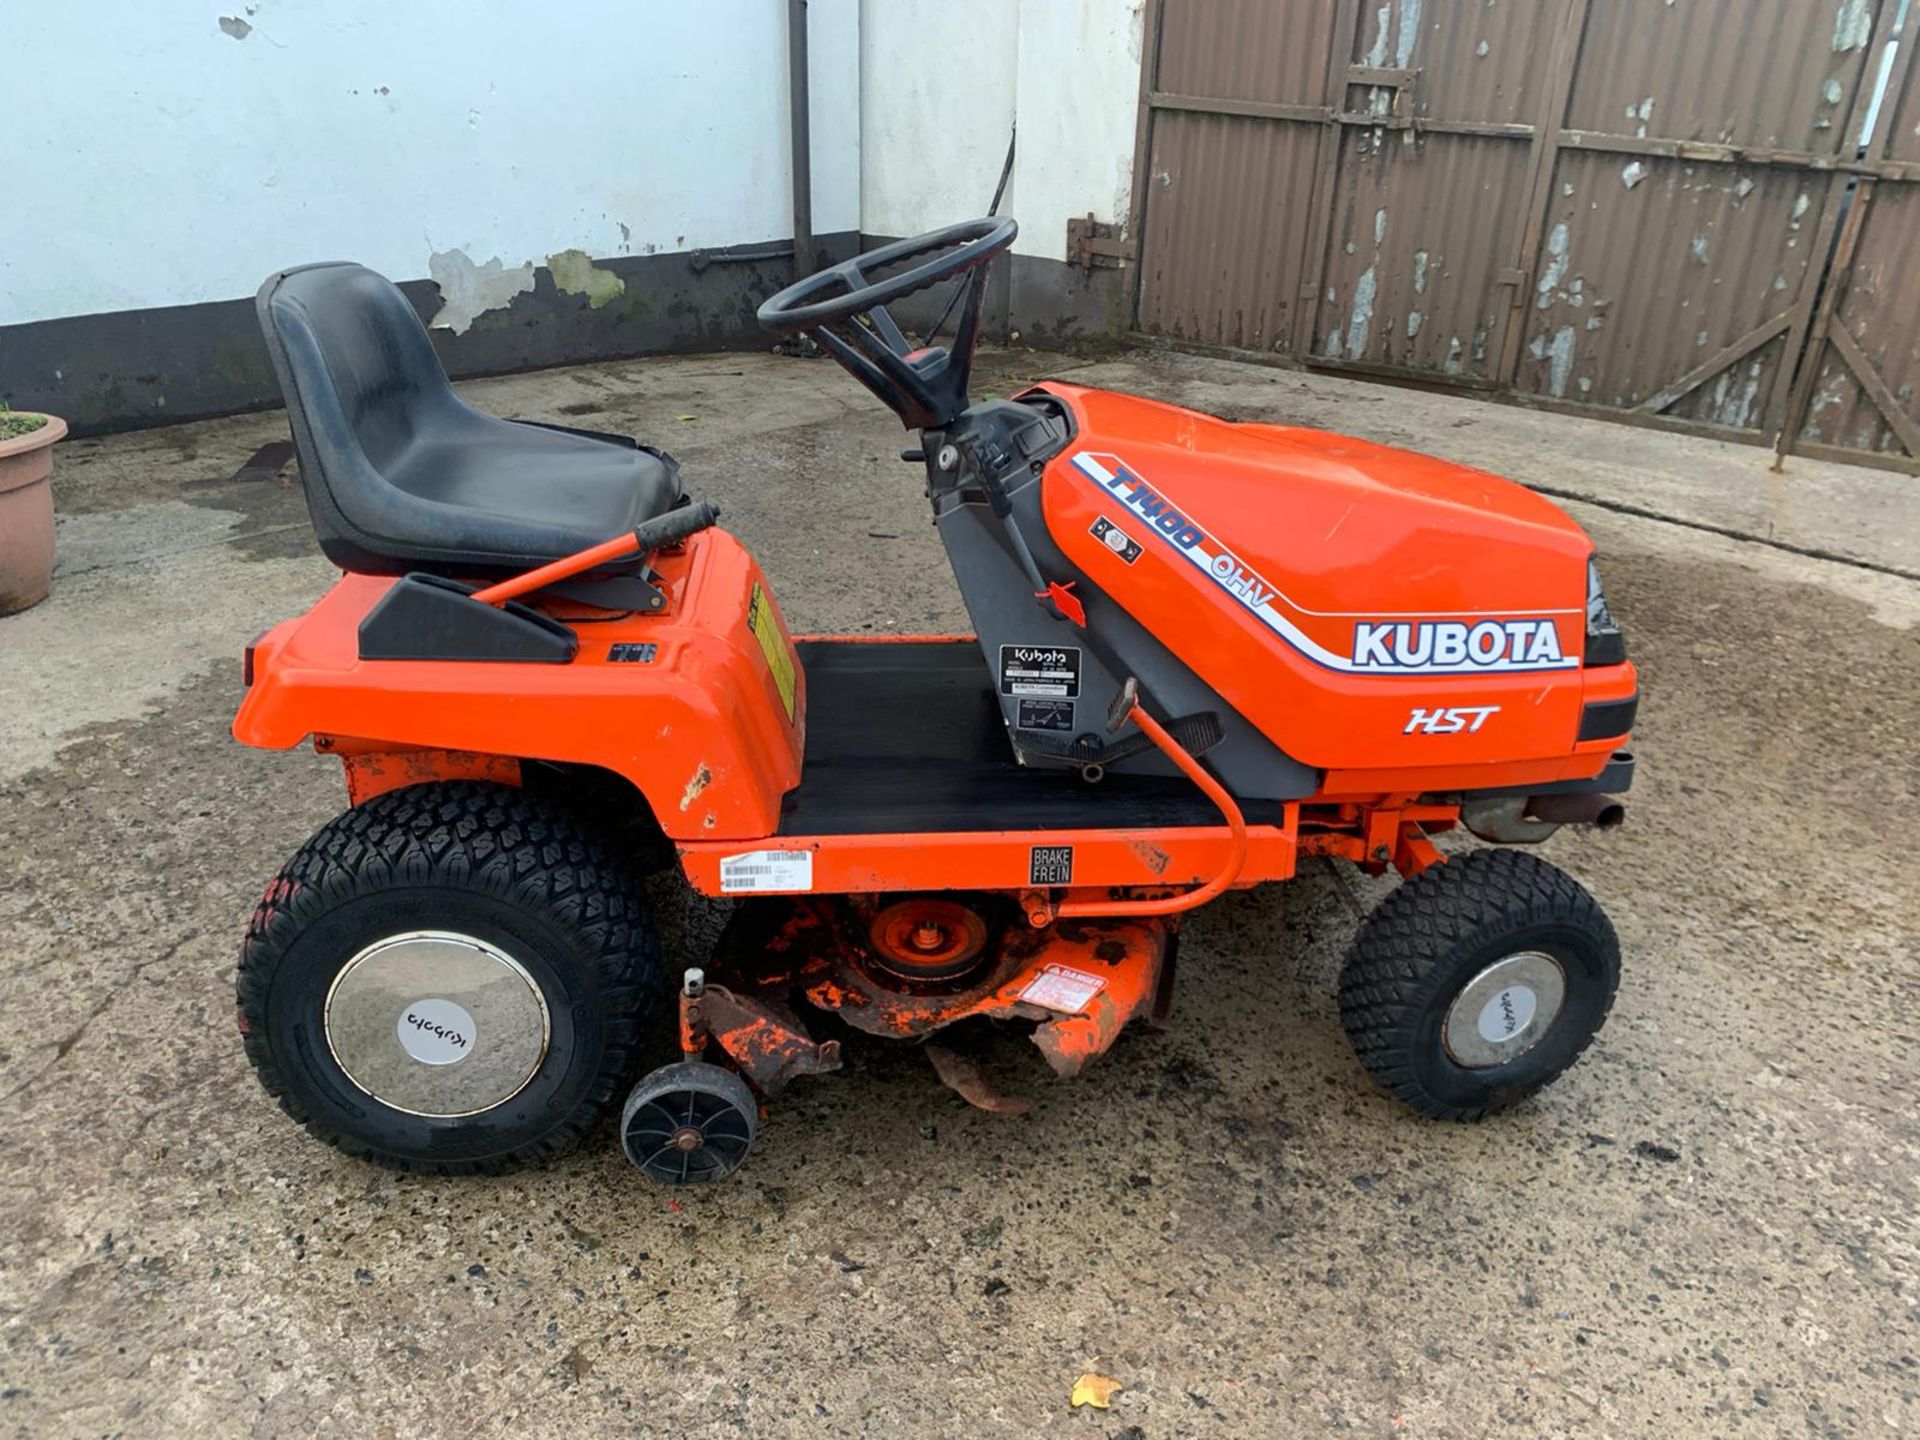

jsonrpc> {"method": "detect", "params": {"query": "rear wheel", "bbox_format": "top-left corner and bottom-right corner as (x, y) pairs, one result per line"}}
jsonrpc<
(237, 783), (661, 1174)
(1337, 848), (1620, 1120)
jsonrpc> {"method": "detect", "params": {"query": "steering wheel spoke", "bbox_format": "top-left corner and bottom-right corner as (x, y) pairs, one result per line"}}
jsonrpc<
(866, 306), (912, 358)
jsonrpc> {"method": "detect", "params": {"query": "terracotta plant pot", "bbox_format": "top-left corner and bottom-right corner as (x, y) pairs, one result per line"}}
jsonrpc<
(0, 413), (66, 615)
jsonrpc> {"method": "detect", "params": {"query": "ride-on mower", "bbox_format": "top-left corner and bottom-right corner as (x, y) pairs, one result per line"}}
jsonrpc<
(233, 217), (1637, 1182)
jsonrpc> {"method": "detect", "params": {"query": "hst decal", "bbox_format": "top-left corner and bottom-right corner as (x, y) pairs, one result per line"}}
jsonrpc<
(1068, 451), (1579, 675)
(1405, 705), (1501, 735)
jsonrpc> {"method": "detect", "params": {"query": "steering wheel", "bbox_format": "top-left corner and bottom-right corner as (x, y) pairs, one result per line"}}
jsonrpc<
(757, 216), (1018, 431)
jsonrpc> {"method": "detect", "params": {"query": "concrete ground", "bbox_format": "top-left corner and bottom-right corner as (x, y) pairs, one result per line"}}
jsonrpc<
(1, 342), (1916, 1439)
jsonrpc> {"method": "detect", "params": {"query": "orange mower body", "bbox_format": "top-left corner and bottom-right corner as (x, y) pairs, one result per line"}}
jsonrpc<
(230, 228), (1636, 1181)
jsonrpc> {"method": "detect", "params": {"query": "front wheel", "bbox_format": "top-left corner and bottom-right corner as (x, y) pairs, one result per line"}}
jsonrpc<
(237, 783), (662, 1173)
(1337, 848), (1620, 1120)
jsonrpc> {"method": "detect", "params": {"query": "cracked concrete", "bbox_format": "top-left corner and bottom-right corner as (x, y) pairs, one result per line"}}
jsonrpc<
(0, 345), (1915, 1438)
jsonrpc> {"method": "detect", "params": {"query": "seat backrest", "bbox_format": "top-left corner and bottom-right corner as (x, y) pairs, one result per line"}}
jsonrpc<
(256, 262), (462, 573)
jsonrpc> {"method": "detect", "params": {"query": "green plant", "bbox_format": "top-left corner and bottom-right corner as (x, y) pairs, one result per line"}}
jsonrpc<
(0, 405), (50, 443)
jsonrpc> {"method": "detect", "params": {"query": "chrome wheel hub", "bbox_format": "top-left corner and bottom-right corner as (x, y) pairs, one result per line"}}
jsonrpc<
(324, 930), (550, 1118)
(1442, 951), (1566, 1070)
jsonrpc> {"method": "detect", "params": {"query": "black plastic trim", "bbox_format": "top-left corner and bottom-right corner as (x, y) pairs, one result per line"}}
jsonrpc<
(1578, 693), (1639, 742)
(1459, 750), (1635, 800)
(358, 574), (578, 663)
(1585, 629), (1628, 666)
(508, 418), (640, 449)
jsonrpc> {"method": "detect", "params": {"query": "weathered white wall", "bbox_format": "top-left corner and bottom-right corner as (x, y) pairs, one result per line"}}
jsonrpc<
(857, 0), (1021, 240)
(858, 0), (1145, 261)
(0, 0), (860, 327)
(1005, 2), (1147, 262)
(3, 0), (1142, 330)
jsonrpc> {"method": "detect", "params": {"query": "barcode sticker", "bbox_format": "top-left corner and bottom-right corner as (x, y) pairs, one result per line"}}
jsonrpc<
(719, 849), (814, 894)
(1017, 964), (1107, 1015)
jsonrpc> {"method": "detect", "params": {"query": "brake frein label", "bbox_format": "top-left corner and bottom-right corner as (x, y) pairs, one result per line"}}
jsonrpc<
(1029, 845), (1074, 885)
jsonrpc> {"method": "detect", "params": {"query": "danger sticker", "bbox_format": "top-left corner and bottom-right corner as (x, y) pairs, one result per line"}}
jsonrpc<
(999, 644), (1081, 698)
(719, 849), (814, 894)
(1018, 964), (1107, 1015)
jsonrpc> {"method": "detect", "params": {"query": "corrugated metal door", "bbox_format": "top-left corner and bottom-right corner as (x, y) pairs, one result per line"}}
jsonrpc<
(1134, 0), (1347, 355)
(1510, 0), (1891, 438)
(1130, 0), (1920, 472)
(1311, 1), (1566, 385)
(1779, 8), (1920, 471)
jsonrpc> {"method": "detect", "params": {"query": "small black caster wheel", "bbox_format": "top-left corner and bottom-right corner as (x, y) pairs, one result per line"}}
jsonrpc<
(1338, 848), (1621, 1120)
(621, 1061), (759, 1183)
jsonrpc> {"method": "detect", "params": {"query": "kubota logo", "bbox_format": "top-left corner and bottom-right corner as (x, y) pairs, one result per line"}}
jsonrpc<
(1354, 620), (1565, 671)
(405, 1011), (470, 1049)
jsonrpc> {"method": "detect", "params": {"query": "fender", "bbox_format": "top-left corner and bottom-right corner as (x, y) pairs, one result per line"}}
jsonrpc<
(234, 530), (805, 839)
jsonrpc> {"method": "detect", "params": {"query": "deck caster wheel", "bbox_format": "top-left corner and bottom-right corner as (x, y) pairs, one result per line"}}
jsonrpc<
(1337, 849), (1620, 1120)
(621, 1061), (758, 1183)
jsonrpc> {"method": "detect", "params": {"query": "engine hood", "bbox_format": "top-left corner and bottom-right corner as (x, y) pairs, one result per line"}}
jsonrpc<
(1041, 382), (1591, 617)
(1033, 382), (1606, 774)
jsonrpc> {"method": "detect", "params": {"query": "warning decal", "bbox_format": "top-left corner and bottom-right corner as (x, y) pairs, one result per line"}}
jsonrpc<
(746, 582), (799, 721)
(1016, 698), (1075, 732)
(1018, 964), (1107, 1015)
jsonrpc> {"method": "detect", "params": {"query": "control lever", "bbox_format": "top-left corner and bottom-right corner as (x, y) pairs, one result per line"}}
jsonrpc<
(472, 502), (722, 607)
(959, 440), (1084, 627)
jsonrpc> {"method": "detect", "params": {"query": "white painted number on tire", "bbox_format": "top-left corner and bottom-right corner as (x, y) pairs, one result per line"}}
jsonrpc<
(397, 998), (476, 1066)
(719, 850), (814, 894)
(1476, 985), (1537, 1044)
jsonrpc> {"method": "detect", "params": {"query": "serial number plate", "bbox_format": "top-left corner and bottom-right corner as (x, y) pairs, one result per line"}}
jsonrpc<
(999, 645), (1081, 699)
(719, 849), (813, 894)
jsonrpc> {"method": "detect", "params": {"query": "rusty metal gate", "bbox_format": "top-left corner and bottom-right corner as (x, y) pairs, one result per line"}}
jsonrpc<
(1130, 0), (1920, 473)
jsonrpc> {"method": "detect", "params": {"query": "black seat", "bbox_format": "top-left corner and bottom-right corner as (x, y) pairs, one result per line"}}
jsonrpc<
(256, 262), (683, 577)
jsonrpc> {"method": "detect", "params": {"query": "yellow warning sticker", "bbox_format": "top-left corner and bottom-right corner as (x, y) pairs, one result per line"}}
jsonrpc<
(746, 581), (798, 722)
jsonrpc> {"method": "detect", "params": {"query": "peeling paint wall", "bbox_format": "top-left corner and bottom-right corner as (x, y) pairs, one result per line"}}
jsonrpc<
(1, 0), (859, 327)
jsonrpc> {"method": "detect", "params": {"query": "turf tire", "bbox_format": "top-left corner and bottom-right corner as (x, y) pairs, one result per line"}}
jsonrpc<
(237, 782), (661, 1174)
(1337, 848), (1620, 1120)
